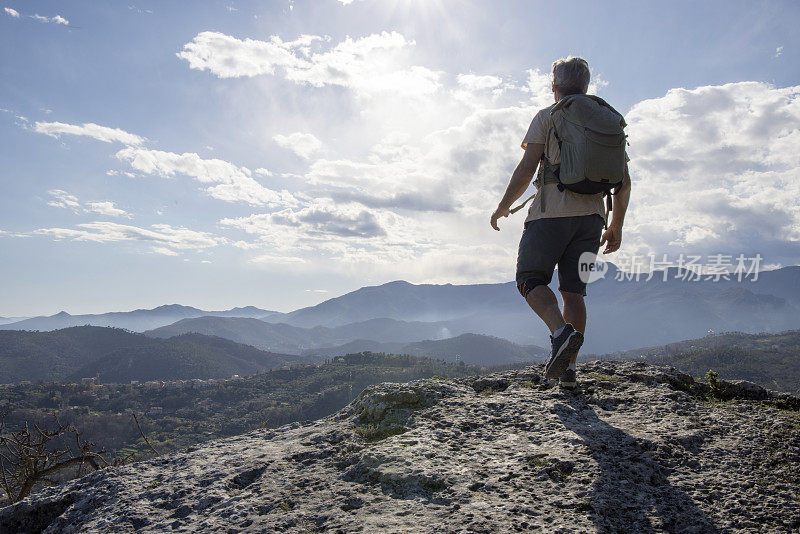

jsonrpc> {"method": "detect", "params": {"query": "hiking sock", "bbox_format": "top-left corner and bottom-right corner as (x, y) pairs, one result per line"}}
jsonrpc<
(552, 325), (567, 338)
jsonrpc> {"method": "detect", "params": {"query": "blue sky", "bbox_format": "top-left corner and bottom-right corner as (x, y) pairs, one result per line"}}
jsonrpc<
(1, 0), (799, 316)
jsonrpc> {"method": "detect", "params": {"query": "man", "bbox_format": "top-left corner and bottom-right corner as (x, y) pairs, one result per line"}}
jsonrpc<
(490, 57), (631, 389)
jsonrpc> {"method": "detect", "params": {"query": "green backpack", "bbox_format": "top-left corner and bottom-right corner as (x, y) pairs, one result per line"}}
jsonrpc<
(511, 94), (627, 223)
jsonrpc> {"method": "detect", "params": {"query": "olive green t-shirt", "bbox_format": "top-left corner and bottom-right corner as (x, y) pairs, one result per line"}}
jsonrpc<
(520, 104), (607, 223)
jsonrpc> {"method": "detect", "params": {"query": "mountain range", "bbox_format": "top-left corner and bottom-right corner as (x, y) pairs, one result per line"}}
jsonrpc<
(0, 305), (277, 333)
(3, 264), (800, 354)
(0, 326), (547, 384)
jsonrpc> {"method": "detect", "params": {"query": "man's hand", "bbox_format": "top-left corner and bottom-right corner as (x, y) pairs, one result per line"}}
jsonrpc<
(600, 224), (622, 253)
(490, 205), (510, 231)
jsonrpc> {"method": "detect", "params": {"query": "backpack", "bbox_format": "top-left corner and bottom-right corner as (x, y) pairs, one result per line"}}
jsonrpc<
(511, 94), (627, 226)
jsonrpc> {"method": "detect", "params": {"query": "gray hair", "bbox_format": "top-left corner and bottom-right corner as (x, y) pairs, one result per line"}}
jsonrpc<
(552, 57), (590, 95)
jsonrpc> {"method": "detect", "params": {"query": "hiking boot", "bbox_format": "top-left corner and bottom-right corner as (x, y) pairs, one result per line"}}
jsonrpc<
(545, 324), (583, 380)
(560, 368), (577, 390)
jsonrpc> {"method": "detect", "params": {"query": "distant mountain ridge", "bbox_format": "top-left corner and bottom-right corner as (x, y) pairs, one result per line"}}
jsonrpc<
(4, 264), (800, 353)
(145, 316), (459, 354)
(0, 304), (277, 333)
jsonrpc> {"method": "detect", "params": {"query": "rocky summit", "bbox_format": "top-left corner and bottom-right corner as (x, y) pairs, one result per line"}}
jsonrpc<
(2, 361), (799, 533)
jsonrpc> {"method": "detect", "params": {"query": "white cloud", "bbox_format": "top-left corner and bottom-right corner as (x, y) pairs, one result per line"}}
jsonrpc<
(152, 246), (179, 256)
(46, 189), (81, 212)
(46, 190), (128, 217)
(30, 13), (69, 25)
(35, 222), (222, 251)
(273, 132), (322, 159)
(457, 74), (503, 91)
(86, 201), (127, 217)
(35, 121), (145, 145)
(177, 30), (441, 98)
(115, 147), (298, 207)
(106, 169), (137, 178)
(623, 81), (800, 264)
(4, 7), (19, 17)
(127, 6), (153, 15)
(250, 253), (306, 265)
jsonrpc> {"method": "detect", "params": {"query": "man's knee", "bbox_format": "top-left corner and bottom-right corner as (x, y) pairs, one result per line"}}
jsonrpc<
(517, 278), (549, 299)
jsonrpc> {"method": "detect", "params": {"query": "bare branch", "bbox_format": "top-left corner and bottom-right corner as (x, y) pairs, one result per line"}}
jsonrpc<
(132, 414), (160, 456)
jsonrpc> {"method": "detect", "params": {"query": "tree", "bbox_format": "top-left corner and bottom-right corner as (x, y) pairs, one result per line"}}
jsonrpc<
(0, 408), (108, 505)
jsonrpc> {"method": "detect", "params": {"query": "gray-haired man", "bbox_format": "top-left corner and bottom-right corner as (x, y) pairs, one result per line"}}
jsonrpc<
(490, 57), (631, 389)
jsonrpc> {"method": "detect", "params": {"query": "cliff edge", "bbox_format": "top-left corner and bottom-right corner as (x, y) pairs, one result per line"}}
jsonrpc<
(1, 361), (799, 533)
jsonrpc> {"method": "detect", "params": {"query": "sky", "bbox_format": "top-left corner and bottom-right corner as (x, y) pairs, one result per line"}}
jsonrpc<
(1, 0), (799, 317)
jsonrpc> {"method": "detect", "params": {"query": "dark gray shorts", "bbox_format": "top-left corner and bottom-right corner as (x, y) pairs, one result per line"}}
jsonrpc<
(516, 214), (604, 297)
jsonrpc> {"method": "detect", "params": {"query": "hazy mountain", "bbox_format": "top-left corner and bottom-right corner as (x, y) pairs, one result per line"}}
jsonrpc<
(261, 265), (800, 353)
(263, 280), (529, 328)
(0, 316), (29, 326)
(0, 326), (296, 383)
(6, 265), (800, 355)
(0, 304), (277, 333)
(145, 316), (461, 354)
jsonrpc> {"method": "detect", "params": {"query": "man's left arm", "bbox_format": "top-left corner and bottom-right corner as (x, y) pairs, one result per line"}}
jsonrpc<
(490, 142), (543, 231)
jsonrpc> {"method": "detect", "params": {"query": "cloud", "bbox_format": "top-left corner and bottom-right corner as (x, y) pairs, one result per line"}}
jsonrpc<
(4, 7), (19, 17)
(152, 246), (179, 256)
(457, 74), (503, 91)
(35, 121), (145, 145)
(623, 81), (800, 265)
(115, 147), (298, 207)
(35, 222), (222, 253)
(30, 13), (69, 25)
(250, 253), (306, 265)
(106, 169), (137, 178)
(46, 190), (129, 217)
(221, 201), (386, 240)
(46, 189), (81, 212)
(127, 5), (153, 15)
(86, 201), (127, 217)
(273, 132), (322, 159)
(177, 30), (441, 98)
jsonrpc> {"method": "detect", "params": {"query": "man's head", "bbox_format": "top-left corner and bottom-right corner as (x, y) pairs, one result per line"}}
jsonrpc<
(551, 57), (590, 100)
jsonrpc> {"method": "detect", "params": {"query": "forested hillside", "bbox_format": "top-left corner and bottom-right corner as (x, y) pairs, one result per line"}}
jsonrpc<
(606, 330), (800, 394)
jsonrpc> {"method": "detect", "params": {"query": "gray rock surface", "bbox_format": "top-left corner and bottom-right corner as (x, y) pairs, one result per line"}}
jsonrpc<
(1, 361), (799, 533)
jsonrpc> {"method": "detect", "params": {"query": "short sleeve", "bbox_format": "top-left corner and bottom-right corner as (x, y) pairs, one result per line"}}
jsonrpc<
(521, 108), (551, 149)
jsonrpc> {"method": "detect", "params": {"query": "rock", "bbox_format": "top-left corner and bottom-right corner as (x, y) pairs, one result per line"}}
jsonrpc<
(1, 360), (798, 533)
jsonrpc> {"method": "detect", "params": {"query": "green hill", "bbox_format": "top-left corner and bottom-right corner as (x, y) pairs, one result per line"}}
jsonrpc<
(607, 330), (800, 394)
(0, 327), (296, 384)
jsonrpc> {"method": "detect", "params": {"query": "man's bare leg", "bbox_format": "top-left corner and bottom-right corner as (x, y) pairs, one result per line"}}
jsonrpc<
(560, 290), (586, 367)
(524, 285), (567, 334)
